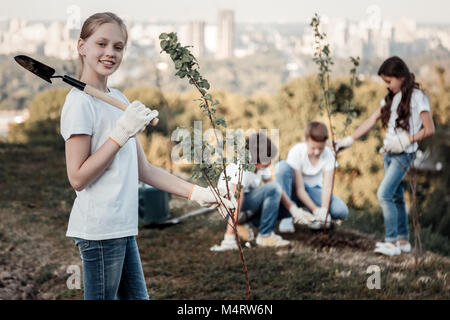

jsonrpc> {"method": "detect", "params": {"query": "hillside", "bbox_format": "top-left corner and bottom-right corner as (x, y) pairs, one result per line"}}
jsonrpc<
(0, 142), (449, 300)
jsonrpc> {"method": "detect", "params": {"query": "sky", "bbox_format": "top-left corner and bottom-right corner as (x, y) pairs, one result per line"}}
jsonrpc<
(1, 0), (449, 24)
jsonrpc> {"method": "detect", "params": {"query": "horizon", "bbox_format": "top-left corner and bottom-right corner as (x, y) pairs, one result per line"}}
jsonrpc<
(1, 0), (450, 25)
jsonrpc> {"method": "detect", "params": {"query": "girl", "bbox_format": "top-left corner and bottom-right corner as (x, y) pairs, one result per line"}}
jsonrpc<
(60, 12), (235, 300)
(336, 56), (435, 256)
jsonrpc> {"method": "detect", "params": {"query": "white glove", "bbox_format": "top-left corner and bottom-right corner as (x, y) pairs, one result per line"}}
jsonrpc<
(313, 207), (329, 222)
(109, 100), (159, 147)
(289, 205), (314, 225)
(217, 187), (238, 219)
(382, 131), (411, 154)
(189, 185), (237, 212)
(335, 136), (354, 152)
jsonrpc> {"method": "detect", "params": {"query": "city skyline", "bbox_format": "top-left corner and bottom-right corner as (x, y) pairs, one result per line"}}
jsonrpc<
(1, 0), (450, 25)
(2, 8), (449, 63)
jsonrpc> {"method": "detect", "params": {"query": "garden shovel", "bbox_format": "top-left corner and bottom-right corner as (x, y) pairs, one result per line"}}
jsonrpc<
(14, 55), (159, 126)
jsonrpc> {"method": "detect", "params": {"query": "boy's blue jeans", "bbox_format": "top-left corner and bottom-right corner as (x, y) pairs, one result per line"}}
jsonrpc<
(73, 236), (149, 300)
(377, 152), (414, 243)
(241, 181), (282, 235)
(275, 160), (349, 220)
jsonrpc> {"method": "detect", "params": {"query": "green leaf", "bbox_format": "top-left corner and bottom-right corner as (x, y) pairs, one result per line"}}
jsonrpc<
(215, 116), (227, 128)
(175, 60), (182, 69)
(182, 55), (193, 63)
(160, 40), (168, 50)
(202, 80), (210, 90)
(176, 70), (186, 78)
(159, 33), (168, 40)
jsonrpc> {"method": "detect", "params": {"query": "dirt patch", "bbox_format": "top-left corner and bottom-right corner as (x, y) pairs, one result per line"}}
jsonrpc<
(0, 267), (40, 300)
(283, 225), (377, 251)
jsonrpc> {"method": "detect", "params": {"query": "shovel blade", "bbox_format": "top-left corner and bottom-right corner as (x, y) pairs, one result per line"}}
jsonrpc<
(14, 55), (55, 83)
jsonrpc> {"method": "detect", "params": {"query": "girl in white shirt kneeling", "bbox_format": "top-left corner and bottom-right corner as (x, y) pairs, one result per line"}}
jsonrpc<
(210, 132), (291, 251)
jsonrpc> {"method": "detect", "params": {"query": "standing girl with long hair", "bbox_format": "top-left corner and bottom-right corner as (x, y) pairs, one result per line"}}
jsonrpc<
(60, 12), (235, 299)
(336, 56), (435, 256)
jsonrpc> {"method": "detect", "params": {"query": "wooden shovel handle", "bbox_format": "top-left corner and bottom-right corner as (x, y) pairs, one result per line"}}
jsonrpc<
(84, 85), (159, 126)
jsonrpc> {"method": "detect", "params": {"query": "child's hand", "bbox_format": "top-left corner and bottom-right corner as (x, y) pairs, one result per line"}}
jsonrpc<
(189, 185), (237, 212)
(109, 100), (158, 147)
(218, 187), (238, 207)
(335, 136), (354, 153)
(290, 205), (314, 224)
(217, 187), (238, 218)
(313, 207), (329, 222)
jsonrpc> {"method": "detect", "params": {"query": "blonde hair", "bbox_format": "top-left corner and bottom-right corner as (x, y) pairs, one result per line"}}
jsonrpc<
(77, 12), (128, 79)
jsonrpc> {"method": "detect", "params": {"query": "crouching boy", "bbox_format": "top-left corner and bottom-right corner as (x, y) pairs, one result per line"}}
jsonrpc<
(275, 121), (349, 231)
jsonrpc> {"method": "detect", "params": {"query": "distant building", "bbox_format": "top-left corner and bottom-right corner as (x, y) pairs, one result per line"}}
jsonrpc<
(0, 14), (448, 64)
(204, 25), (218, 55)
(217, 10), (234, 59)
(187, 21), (205, 58)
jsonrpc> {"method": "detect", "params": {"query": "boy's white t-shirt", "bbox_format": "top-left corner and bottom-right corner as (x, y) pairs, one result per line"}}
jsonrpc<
(60, 87), (139, 241)
(217, 163), (272, 193)
(286, 142), (335, 187)
(382, 88), (431, 153)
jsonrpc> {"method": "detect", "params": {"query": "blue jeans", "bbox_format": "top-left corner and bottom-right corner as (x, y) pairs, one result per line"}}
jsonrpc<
(242, 181), (282, 235)
(275, 160), (349, 220)
(73, 236), (149, 300)
(377, 152), (413, 243)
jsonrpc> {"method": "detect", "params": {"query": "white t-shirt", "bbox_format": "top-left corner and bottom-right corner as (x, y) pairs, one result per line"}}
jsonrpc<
(382, 88), (431, 153)
(217, 163), (272, 193)
(286, 142), (335, 187)
(60, 87), (139, 240)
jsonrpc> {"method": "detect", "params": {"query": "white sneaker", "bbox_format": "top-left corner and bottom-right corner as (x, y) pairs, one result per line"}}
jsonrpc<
(396, 241), (411, 253)
(279, 217), (295, 233)
(256, 232), (290, 248)
(376, 241), (412, 253)
(374, 242), (401, 256)
(375, 241), (388, 247)
(210, 235), (238, 252)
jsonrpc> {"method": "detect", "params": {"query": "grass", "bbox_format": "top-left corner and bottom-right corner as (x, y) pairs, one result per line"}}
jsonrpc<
(0, 141), (449, 300)
(137, 215), (450, 300)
